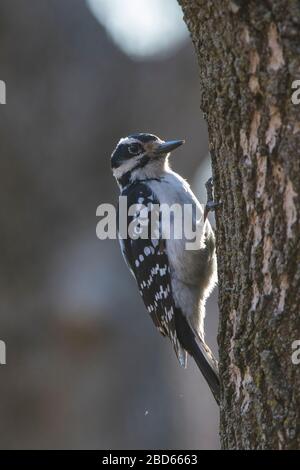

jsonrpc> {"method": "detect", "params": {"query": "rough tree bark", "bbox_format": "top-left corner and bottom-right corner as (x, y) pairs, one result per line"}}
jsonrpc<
(178, 0), (300, 450)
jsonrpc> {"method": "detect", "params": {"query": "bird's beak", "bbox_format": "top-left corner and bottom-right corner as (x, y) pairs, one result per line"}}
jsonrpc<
(154, 139), (185, 155)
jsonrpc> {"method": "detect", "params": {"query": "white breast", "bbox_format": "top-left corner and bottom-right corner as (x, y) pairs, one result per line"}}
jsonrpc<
(148, 170), (216, 337)
(148, 170), (201, 208)
(147, 170), (206, 275)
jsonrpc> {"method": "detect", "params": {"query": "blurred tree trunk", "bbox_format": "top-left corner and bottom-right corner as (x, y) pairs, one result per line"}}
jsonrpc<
(179, 0), (300, 449)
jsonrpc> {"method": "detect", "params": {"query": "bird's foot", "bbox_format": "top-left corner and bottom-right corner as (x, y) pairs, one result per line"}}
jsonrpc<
(204, 177), (222, 221)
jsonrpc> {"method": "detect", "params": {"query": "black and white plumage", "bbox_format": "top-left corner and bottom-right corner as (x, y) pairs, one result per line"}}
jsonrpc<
(111, 133), (220, 404)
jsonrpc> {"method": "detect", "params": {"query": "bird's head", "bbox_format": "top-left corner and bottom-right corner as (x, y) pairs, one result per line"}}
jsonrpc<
(111, 133), (184, 189)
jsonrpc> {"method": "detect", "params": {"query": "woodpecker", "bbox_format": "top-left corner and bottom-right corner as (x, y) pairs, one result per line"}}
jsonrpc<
(111, 133), (220, 404)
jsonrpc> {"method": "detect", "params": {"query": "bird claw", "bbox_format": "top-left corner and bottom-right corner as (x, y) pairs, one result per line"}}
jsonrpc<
(204, 177), (222, 221)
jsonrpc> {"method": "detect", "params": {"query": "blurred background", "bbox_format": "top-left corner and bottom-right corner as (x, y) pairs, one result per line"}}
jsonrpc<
(0, 0), (219, 449)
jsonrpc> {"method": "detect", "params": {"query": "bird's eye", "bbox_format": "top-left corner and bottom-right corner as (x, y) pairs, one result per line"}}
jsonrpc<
(128, 143), (141, 155)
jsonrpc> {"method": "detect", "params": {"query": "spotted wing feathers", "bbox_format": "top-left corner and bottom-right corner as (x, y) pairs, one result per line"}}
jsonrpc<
(119, 183), (187, 367)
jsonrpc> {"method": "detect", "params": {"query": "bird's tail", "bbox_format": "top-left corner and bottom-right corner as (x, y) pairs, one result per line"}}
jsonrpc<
(191, 337), (220, 405)
(175, 309), (220, 405)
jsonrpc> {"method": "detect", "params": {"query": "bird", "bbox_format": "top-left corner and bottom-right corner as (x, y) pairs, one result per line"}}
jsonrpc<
(111, 133), (220, 404)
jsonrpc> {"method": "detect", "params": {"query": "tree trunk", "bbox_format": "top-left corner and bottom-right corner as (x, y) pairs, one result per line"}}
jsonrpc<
(178, 0), (300, 450)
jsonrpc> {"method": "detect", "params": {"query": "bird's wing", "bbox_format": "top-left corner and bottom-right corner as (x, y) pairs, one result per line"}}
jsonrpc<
(119, 182), (187, 367)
